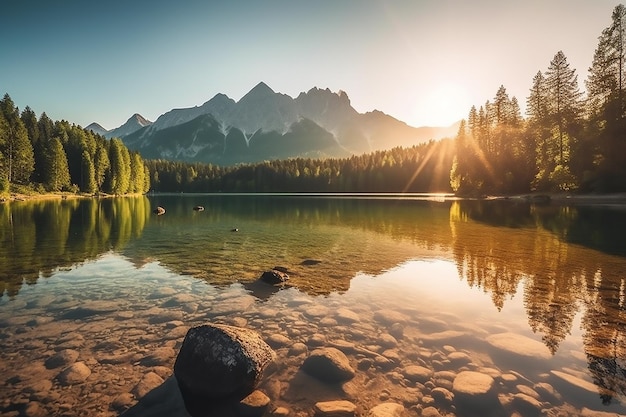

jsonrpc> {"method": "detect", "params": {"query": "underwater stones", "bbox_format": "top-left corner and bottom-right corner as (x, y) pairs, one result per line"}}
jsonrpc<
(367, 402), (405, 417)
(174, 324), (276, 415)
(237, 390), (271, 417)
(452, 371), (499, 413)
(44, 349), (79, 369)
(301, 347), (356, 383)
(314, 400), (357, 416)
(486, 332), (551, 360)
(335, 308), (360, 323)
(132, 372), (164, 399)
(139, 347), (176, 367)
(402, 365), (433, 383)
(56, 361), (91, 386)
(267, 333), (291, 349)
(373, 310), (409, 325)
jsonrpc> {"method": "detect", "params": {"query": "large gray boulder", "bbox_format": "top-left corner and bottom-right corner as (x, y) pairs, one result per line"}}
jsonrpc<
(174, 324), (276, 416)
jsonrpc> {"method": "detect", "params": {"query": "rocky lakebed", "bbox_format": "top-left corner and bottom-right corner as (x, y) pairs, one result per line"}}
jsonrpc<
(1, 264), (625, 417)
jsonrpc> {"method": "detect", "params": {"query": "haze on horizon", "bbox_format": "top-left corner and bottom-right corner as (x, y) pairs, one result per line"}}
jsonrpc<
(1, 0), (620, 130)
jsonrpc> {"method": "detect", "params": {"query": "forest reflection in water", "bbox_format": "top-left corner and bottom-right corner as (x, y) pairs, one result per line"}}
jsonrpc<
(1, 194), (625, 405)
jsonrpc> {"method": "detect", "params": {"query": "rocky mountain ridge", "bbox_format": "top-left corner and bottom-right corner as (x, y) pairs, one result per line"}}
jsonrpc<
(89, 82), (459, 165)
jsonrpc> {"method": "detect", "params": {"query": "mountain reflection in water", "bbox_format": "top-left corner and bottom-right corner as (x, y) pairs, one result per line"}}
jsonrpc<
(0, 194), (625, 411)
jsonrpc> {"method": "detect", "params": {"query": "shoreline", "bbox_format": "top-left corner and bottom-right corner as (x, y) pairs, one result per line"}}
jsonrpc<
(3, 191), (626, 205)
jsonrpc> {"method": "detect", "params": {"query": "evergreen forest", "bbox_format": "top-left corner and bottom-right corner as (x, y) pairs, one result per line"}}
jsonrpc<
(0, 94), (149, 196)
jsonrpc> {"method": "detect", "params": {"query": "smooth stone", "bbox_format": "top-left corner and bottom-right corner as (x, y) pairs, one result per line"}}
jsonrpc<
(452, 371), (499, 412)
(378, 334), (398, 348)
(486, 333), (551, 359)
(453, 371), (495, 396)
(45, 349), (79, 369)
(421, 406), (442, 417)
(288, 342), (308, 356)
(271, 406), (290, 416)
(303, 306), (330, 318)
(447, 351), (472, 365)
(237, 390), (271, 417)
(336, 308), (360, 323)
(533, 382), (562, 403)
(301, 347), (355, 383)
(23, 401), (46, 417)
(549, 369), (612, 405)
(402, 365), (433, 383)
(512, 392), (543, 415)
(267, 334), (291, 348)
(57, 362), (91, 385)
(373, 310), (409, 325)
(314, 400), (356, 416)
(140, 347), (176, 366)
(367, 402), (405, 417)
(111, 392), (135, 411)
(132, 372), (164, 399)
(430, 387), (454, 405)
(24, 380), (53, 394)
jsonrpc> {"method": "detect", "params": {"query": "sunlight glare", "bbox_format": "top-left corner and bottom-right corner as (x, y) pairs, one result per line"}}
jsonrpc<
(413, 82), (470, 127)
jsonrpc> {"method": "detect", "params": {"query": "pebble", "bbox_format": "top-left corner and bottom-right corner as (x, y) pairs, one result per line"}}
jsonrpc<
(402, 365), (433, 383)
(267, 333), (291, 348)
(372, 310), (409, 325)
(314, 400), (356, 416)
(139, 347), (176, 366)
(367, 402), (404, 417)
(301, 348), (356, 382)
(132, 372), (164, 399)
(238, 390), (271, 417)
(486, 333), (552, 360)
(57, 362), (91, 386)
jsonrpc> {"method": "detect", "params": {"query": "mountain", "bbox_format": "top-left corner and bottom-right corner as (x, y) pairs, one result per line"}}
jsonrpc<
(85, 122), (108, 136)
(105, 113), (152, 139)
(103, 83), (460, 165)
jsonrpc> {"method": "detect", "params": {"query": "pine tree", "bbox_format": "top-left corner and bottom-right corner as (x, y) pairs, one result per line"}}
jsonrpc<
(81, 149), (97, 193)
(108, 138), (130, 195)
(43, 137), (71, 191)
(0, 94), (34, 184)
(545, 51), (582, 167)
(587, 4), (626, 191)
(94, 140), (110, 191)
(587, 4), (626, 118)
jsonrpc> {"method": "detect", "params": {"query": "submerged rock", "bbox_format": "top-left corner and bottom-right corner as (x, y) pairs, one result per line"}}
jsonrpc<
(259, 269), (289, 285)
(452, 371), (500, 414)
(173, 324), (276, 416)
(56, 362), (91, 386)
(301, 347), (355, 383)
(367, 402), (404, 417)
(314, 400), (356, 416)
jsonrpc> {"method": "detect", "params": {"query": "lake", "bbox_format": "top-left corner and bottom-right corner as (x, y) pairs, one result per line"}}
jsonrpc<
(1, 194), (625, 417)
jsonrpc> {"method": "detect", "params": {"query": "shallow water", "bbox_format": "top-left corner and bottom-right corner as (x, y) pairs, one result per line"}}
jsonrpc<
(1, 194), (625, 416)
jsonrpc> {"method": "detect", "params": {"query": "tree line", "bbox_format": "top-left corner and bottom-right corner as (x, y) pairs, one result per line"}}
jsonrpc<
(146, 139), (454, 193)
(451, 4), (626, 195)
(0, 94), (149, 195)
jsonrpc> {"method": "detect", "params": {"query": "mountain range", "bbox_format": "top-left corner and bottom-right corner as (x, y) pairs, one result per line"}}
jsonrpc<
(88, 82), (459, 165)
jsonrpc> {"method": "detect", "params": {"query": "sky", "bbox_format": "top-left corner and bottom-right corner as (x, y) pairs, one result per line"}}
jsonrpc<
(0, 0), (621, 130)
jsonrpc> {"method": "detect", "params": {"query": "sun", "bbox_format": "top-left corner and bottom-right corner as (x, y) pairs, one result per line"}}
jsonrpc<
(412, 82), (471, 127)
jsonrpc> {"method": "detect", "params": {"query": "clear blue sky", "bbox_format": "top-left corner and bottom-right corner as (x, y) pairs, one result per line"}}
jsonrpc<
(1, 0), (620, 129)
